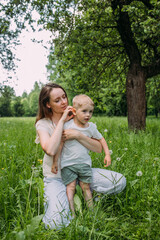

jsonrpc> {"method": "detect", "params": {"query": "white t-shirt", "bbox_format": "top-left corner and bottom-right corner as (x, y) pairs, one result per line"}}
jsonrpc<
(35, 118), (61, 178)
(61, 119), (103, 169)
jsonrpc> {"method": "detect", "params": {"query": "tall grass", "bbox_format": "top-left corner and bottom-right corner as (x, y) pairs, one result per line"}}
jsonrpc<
(0, 117), (160, 239)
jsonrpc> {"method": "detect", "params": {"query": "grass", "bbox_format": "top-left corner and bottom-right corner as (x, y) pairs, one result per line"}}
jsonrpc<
(0, 116), (160, 240)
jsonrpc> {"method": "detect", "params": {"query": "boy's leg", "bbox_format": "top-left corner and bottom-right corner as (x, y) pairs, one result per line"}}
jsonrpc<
(79, 181), (93, 209)
(66, 180), (77, 216)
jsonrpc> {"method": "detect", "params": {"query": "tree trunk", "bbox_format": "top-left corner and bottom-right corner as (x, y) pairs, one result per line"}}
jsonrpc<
(126, 64), (146, 130)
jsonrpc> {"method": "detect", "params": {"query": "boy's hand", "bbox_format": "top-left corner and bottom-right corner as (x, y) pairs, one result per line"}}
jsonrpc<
(51, 162), (58, 174)
(104, 155), (111, 167)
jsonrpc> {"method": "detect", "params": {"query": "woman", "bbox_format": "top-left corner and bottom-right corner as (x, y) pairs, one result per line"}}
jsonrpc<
(35, 83), (126, 229)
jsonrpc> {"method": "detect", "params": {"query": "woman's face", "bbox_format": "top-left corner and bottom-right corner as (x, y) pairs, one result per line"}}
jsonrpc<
(47, 88), (68, 114)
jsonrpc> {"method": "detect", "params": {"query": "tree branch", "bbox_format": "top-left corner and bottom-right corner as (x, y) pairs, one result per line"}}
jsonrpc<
(116, 9), (141, 64)
(138, 0), (154, 9)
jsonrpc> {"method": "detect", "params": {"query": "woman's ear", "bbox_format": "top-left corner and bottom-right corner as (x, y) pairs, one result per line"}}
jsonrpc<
(46, 102), (51, 109)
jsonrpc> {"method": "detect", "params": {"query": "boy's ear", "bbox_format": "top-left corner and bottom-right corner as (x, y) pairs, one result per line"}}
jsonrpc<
(72, 107), (76, 115)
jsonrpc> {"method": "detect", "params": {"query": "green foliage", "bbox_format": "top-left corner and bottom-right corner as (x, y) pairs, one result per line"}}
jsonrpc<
(1, 0), (160, 123)
(44, 0), (160, 124)
(27, 81), (42, 116)
(11, 215), (43, 240)
(45, 1), (160, 78)
(0, 116), (160, 239)
(21, 98), (32, 117)
(0, 85), (15, 116)
(0, 0), (33, 69)
(29, 91), (39, 116)
(146, 75), (160, 117)
(12, 97), (25, 117)
(0, 117), (44, 239)
(0, 81), (42, 117)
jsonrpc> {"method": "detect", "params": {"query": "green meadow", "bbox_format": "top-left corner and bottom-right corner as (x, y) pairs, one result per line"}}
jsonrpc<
(0, 117), (160, 240)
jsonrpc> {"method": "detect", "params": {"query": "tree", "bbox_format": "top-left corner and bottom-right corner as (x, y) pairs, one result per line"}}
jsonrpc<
(12, 97), (25, 116)
(28, 81), (41, 116)
(22, 91), (28, 99)
(19, 81), (42, 116)
(146, 76), (160, 117)
(29, 91), (39, 116)
(1, 1), (160, 129)
(0, 84), (15, 116)
(38, 0), (160, 130)
(0, 0), (34, 70)
(21, 98), (32, 116)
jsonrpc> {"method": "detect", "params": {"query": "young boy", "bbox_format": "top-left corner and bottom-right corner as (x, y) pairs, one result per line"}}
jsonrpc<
(52, 94), (111, 215)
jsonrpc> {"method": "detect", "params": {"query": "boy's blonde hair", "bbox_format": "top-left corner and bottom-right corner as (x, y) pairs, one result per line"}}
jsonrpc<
(72, 94), (94, 109)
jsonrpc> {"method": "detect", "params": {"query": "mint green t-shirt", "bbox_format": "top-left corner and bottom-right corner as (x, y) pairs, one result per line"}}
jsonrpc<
(61, 119), (102, 169)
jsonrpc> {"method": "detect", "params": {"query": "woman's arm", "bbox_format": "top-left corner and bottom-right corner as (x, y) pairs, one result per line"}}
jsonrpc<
(62, 129), (102, 153)
(38, 106), (73, 156)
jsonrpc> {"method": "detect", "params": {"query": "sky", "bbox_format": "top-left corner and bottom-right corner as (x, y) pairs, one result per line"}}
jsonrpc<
(0, 28), (51, 96)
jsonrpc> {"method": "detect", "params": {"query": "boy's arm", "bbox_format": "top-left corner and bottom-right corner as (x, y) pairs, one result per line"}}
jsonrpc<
(99, 137), (111, 167)
(51, 141), (64, 174)
(62, 129), (102, 153)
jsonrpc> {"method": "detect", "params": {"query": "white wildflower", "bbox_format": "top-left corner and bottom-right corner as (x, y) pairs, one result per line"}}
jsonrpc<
(104, 129), (108, 132)
(9, 145), (16, 149)
(94, 197), (99, 202)
(136, 171), (143, 177)
(109, 150), (113, 155)
(116, 157), (121, 161)
(124, 148), (128, 151)
(94, 195), (101, 202)
(154, 157), (159, 161)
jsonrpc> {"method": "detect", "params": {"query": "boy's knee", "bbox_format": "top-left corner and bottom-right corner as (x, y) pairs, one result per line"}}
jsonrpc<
(80, 182), (90, 191)
(67, 180), (76, 191)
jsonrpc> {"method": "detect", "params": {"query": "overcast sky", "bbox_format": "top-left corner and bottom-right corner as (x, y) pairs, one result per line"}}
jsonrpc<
(0, 28), (51, 96)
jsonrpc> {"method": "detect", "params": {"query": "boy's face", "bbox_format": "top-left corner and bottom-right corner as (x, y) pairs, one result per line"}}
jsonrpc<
(74, 103), (94, 127)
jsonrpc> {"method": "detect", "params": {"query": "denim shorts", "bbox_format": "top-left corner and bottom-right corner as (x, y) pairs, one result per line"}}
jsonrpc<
(61, 164), (92, 185)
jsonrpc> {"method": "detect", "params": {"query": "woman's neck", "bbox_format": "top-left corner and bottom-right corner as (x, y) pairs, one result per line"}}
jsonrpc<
(51, 113), (63, 125)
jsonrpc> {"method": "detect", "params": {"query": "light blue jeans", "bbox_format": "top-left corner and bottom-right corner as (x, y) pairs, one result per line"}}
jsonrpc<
(43, 168), (126, 229)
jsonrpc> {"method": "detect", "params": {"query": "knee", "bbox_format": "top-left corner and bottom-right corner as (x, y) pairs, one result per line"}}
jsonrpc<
(80, 182), (90, 192)
(67, 181), (76, 192)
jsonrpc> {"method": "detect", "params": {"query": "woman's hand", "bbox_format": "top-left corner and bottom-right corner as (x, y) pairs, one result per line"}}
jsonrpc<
(62, 129), (102, 153)
(62, 129), (80, 141)
(38, 106), (75, 156)
(61, 106), (75, 123)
